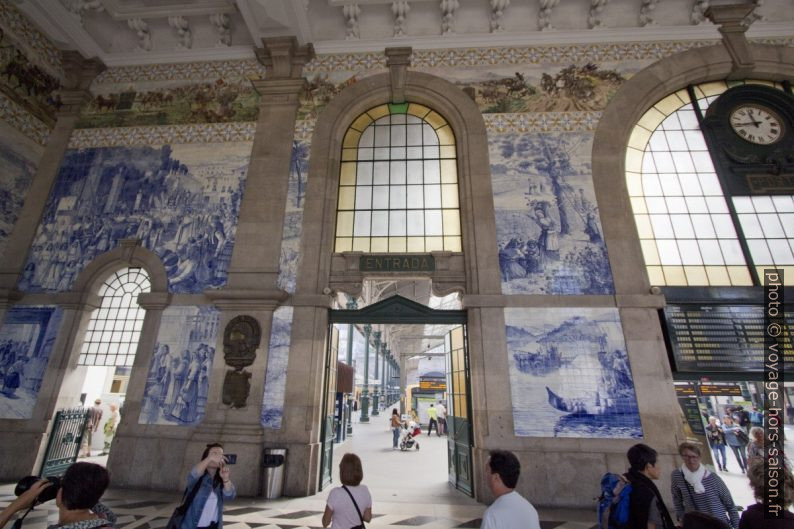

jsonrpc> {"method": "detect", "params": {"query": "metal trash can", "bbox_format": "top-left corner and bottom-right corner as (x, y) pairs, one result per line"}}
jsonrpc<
(262, 448), (287, 499)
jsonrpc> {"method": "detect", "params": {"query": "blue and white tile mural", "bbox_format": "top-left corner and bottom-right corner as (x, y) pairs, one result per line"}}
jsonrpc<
(490, 133), (614, 295)
(139, 306), (219, 426)
(261, 306), (293, 429)
(506, 307), (642, 438)
(0, 140), (38, 256)
(18, 142), (250, 294)
(277, 141), (309, 293)
(0, 306), (62, 419)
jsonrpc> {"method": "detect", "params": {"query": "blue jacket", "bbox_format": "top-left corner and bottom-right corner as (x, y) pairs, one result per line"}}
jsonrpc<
(180, 469), (236, 529)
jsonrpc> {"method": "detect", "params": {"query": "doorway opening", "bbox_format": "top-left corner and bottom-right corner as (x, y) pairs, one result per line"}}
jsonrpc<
(320, 280), (474, 500)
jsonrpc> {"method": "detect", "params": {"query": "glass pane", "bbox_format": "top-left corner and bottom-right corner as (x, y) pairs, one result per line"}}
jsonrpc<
(423, 123), (439, 144)
(373, 161), (389, 185)
(426, 236), (443, 251)
(372, 211), (389, 236)
(677, 240), (703, 265)
(354, 211), (371, 236)
(406, 146), (423, 159)
(407, 160), (423, 184)
(343, 129), (361, 148)
(719, 239), (746, 265)
(406, 210), (424, 236)
(425, 185), (441, 208)
(352, 237), (370, 252)
(712, 215), (737, 238)
(698, 239), (723, 265)
(650, 215), (674, 238)
(768, 239), (794, 264)
(341, 162), (356, 185)
(407, 185), (424, 208)
(442, 184), (459, 208)
(390, 211), (406, 235)
(436, 125), (454, 145)
(355, 186), (372, 209)
(442, 210), (461, 236)
(352, 113), (373, 131)
(424, 160), (440, 183)
(374, 147), (389, 160)
(359, 126), (374, 147)
(657, 239), (682, 265)
(691, 215), (716, 238)
(357, 162), (373, 185)
(372, 186), (389, 209)
(371, 237), (388, 252)
(424, 145), (440, 158)
(338, 187), (355, 210)
(425, 210), (443, 236)
(390, 161), (406, 184)
(390, 186), (406, 209)
(440, 159), (457, 183)
(444, 236), (461, 251)
(758, 214), (785, 238)
(440, 146), (456, 158)
(407, 124), (423, 145)
(336, 237), (352, 251)
(391, 124), (406, 146)
(407, 236), (425, 252)
(389, 237), (407, 252)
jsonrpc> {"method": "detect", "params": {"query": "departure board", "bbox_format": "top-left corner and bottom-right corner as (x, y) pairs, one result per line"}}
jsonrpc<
(664, 304), (793, 373)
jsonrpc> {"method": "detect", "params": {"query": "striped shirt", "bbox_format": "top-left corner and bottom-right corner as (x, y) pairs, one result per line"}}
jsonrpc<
(670, 468), (740, 529)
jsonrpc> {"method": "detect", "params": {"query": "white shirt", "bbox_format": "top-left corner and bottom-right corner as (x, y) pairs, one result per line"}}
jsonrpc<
(196, 488), (218, 526)
(437, 405), (447, 419)
(327, 485), (371, 529)
(481, 491), (540, 529)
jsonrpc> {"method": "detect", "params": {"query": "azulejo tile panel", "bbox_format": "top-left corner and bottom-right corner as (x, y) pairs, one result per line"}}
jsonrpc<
(484, 112), (601, 133)
(0, 306), (63, 419)
(139, 306), (219, 426)
(505, 307), (642, 438)
(491, 132), (614, 295)
(0, 92), (51, 146)
(0, 127), (41, 256)
(68, 123), (256, 148)
(94, 59), (265, 86)
(18, 142), (250, 294)
(261, 306), (293, 429)
(276, 140), (309, 294)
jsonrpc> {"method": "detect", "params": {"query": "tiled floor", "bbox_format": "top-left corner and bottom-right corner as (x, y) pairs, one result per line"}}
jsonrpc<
(12, 418), (791, 528)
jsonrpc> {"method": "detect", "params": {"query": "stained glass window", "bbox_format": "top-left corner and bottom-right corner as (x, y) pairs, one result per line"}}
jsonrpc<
(626, 81), (794, 286)
(78, 267), (150, 366)
(335, 103), (462, 253)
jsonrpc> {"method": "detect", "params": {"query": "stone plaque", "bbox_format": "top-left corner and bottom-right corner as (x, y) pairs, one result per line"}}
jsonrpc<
(359, 255), (435, 272)
(221, 315), (261, 408)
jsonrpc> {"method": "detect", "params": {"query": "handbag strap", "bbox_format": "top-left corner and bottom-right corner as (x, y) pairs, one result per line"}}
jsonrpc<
(177, 475), (206, 514)
(341, 485), (365, 526)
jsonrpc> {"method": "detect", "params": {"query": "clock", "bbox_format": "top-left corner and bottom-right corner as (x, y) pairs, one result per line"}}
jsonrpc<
(702, 84), (794, 195)
(728, 104), (784, 145)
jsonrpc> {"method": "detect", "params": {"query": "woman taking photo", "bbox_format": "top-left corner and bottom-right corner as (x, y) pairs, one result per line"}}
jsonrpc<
(322, 453), (372, 529)
(181, 443), (236, 529)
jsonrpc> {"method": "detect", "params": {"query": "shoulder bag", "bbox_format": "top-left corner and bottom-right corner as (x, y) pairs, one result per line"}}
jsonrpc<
(341, 485), (366, 529)
(165, 475), (205, 529)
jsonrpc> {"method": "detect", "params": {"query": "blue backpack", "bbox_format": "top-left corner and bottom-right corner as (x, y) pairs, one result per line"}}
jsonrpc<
(598, 473), (632, 529)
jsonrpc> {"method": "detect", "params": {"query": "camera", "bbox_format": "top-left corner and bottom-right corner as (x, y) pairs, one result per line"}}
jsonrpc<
(14, 476), (60, 504)
(225, 454), (237, 465)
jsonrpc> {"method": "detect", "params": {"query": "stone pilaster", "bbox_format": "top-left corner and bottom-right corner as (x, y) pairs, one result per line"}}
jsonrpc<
(224, 37), (314, 292)
(706, 4), (756, 79)
(0, 52), (104, 323)
(385, 47), (411, 104)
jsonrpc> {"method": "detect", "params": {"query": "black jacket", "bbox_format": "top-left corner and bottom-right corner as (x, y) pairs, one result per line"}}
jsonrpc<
(626, 469), (675, 529)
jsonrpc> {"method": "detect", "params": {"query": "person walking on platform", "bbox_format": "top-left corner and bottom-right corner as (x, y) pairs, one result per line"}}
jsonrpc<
(437, 401), (447, 436)
(390, 409), (401, 450)
(427, 404), (439, 436)
(721, 416), (748, 473)
(705, 416), (727, 472)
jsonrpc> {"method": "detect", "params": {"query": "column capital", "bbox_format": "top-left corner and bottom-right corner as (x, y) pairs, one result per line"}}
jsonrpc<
(251, 78), (307, 100)
(136, 292), (172, 310)
(705, 4), (756, 79)
(255, 37), (315, 79)
(54, 89), (94, 117)
(346, 296), (358, 310)
(385, 46), (412, 104)
(204, 288), (288, 311)
(363, 323), (372, 335)
(60, 51), (106, 91)
(373, 330), (381, 347)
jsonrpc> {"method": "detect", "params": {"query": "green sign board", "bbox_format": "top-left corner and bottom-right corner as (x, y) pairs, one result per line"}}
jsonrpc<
(359, 255), (435, 272)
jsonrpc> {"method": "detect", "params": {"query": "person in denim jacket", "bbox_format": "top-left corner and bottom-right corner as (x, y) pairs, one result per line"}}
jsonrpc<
(181, 443), (236, 529)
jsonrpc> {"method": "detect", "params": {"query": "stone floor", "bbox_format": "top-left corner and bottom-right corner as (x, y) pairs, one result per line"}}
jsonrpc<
(3, 420), (792, 529)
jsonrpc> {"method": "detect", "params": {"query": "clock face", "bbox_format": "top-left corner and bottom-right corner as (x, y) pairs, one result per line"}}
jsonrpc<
(729, 104), (784, 145)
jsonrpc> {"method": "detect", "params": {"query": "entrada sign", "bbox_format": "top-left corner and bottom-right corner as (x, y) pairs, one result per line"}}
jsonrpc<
(359, 255), (435, 272)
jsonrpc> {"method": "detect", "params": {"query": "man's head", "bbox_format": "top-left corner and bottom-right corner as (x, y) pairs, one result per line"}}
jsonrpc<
(94, 399), (101, 405)
(486, 450), (520, 497)
(627, 443), (660, 479)
(57, 462), (110, 510)
(430, 404), (434, 408)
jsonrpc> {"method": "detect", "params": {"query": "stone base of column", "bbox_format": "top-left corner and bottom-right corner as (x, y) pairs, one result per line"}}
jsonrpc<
(371, 393), (380, 416)
(360, 394), (370, 422)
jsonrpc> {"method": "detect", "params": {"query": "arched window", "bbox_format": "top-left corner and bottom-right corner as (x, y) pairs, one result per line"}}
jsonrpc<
(335, 103), (462, 253)
(625, 81), (794, 286)
(78, 267), (150, 366)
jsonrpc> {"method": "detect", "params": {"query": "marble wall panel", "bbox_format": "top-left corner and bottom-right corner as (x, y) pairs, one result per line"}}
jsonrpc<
(138, 306), (219, 426)
(491, 132), (614, 294)
(505, 307), (642, 438)
(18, 142), (251, 294)
(261, 306), (293, 429)
(0, 306), (62, 419)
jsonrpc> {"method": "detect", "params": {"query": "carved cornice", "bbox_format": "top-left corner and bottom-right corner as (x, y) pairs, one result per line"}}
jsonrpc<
(204, 288), (288, 311)
(136, 291), (172, 310)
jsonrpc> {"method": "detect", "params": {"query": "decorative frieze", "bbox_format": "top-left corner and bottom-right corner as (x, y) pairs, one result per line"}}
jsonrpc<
(0, 92), (50, 145)
(68, 122), (256, 148)
(93, 59), (265, 86)
(0, 0), (63, 79)
(484, 112), (602, 133)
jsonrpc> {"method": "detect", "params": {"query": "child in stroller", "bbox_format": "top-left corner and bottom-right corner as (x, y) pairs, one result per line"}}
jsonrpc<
(400, 421), (421, 451)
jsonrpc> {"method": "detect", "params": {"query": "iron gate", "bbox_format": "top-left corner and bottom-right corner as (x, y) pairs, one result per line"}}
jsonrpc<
(40, 408), (88, 477)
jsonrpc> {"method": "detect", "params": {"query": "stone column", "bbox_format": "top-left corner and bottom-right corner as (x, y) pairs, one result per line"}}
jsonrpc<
(0, 52), (104, 323)
(345, 298), (356, 436)
(399, 353), (407, 415)
(180, 37), (312, 496)
(371, 331), (381, 417)
(360, 324), (372, 423)
(381, 344), (387, 404)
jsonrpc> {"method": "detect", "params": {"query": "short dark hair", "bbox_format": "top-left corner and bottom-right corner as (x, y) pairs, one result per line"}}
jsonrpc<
(627, 443), (657, 472)
(487, 450), (520, 489)
(339, 453), (363, 486)
(60, 462), (110, 510)
(202, 442), (223, 460)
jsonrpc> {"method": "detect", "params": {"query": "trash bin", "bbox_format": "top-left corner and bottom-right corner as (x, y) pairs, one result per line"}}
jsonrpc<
(262, 448), (287, 499)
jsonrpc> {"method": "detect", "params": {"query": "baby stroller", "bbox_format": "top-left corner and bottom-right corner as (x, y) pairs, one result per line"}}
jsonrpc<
(400, 423), (421, 451)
